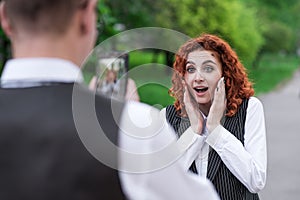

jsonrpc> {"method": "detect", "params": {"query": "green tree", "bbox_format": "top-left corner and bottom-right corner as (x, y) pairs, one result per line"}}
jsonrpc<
(154, 0), (264, 65)
(263, 22), (293, 53)
(242, 0), (300, 67)
(292, 1), (300, 50)
(96, 1), (119, 43)
(250, 0), (300, 53)
(101, 0), (154, 30)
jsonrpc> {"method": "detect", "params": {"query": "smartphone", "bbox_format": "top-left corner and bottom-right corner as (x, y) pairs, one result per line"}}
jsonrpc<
(95, 52), (128, 100)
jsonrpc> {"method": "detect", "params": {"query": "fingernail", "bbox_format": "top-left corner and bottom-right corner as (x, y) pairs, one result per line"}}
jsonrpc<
(218, 77), (223, 85)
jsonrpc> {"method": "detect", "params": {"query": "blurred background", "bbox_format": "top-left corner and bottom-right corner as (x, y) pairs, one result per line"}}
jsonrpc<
(1, 0), (299, 106)
(1, 0), (300, 199)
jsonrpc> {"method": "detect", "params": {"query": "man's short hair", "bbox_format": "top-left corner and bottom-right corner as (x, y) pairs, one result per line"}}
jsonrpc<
(4, 0), (87, 34)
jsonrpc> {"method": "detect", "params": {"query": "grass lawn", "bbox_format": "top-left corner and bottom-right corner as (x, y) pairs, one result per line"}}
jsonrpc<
(248, 53), (300, 95)
(128, 50), (174, 107)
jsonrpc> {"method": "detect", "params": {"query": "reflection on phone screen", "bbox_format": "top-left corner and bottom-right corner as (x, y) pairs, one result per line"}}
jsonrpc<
(95, 52), (128, 100)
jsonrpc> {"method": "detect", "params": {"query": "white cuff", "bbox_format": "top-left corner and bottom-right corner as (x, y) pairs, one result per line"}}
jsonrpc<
(206, 125), (224, 147)
(178, 127), (206, 150)
(177, 127), (207, 170)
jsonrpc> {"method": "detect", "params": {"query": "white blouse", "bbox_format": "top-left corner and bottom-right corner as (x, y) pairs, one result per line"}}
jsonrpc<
(160, 96), (267, 193)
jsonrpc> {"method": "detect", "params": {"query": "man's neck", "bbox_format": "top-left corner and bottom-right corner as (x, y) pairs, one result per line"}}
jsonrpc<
(12, 34), (82, 67)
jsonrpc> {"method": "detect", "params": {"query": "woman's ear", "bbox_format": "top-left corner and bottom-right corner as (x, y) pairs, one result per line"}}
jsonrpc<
(0, 2), (13, 39)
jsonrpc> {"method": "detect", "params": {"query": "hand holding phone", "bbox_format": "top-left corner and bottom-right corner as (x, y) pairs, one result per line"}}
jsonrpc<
(95, 52), (129, 100)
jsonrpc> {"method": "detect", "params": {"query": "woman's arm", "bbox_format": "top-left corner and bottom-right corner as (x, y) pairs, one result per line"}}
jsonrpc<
(119, 103), (220, 200)
(206, 97), (267, 193)
(160, 108), (207, 172)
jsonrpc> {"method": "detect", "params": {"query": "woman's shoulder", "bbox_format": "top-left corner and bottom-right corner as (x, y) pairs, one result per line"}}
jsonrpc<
(160, 105), (175, 116)
(165, 104), (176, 110)
(162, 104), (182, 117)
(249, 96), (263, 105)
(248, 96), (264, 111)
(165, 105), (181, 116)
(160, 107), (166, 116)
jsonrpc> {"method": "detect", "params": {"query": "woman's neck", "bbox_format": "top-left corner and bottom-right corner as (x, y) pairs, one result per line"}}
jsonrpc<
(199, 103), (211, 117)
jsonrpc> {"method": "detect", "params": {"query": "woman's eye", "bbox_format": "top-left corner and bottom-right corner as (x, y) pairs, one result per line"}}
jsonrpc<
(186, 66), (196, 73)
(203, 66), (214, 72)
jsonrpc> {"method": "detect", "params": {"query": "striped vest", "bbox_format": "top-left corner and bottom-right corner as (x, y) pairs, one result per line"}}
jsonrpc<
(166, 99), (259, 200)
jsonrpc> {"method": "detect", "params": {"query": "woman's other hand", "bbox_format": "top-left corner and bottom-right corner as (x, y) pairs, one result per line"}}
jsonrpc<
(207, 77), (226, 133)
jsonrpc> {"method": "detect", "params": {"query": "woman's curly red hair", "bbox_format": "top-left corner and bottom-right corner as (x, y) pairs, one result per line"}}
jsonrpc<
(169, 34), (254, 117)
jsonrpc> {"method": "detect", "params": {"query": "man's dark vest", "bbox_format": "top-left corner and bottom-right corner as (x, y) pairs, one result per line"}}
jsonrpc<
(166, 99), (259, 200)
(0, 83), (126, 200)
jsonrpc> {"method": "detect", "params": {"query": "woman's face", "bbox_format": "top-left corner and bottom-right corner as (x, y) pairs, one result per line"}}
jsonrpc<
(184, 50), (222, 108)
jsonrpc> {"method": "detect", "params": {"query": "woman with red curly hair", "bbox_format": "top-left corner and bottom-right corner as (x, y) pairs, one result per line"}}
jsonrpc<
(161, 34), (267, 199)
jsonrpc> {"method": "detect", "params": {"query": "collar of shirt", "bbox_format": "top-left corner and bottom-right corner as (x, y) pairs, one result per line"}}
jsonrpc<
(200, 112), (208, 136)
(1, 58), (84, 87)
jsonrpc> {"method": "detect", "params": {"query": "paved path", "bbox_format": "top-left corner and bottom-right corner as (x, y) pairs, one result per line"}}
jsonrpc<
(259, 69), (300, 199)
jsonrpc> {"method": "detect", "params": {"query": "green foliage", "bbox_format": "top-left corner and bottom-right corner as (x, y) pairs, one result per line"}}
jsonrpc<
(96, 0), (157, 43)
(251, 0), (300, 54)
(249, 54), (300, 94)
(262, 22), (294, 53)
(101, 0), (154, 29)
(154, 0), (264, 65)
(96, 1), (119, 43)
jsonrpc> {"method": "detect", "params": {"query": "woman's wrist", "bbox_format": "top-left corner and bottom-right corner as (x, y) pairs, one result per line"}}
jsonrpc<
(207, 123), (220, 134)
(191, 125), (202, 135)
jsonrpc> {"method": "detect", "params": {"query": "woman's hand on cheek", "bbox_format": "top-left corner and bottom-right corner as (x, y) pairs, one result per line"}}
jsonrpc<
(207, 77), (227, 133)
(182, 81), (204, 135)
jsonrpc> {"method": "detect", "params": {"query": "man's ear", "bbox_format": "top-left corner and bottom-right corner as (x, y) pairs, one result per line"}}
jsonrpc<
(0, 1), (13, 38)
(79, 0), (97, 36)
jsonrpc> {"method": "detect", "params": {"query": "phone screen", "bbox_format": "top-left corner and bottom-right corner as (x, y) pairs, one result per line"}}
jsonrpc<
(95, 52), (128, 100)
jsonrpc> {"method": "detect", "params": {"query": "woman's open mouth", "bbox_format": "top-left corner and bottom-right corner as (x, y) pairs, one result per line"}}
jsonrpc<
(193, 86), (209, 96)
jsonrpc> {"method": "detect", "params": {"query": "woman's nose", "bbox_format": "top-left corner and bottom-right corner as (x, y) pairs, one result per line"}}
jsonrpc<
(194, 70), (205, 81)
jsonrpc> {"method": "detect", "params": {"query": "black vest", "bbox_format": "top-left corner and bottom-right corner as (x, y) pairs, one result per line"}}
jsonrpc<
(0, 83), (126, 200)
(166, 99), (259, 200)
